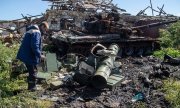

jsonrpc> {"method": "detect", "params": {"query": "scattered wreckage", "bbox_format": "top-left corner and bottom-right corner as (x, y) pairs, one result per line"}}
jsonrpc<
(74, 43), (124, 89)
(35, 55), (180, 107)
(0, 0), (178, 90)
(6, 0), (179, 87)
(36, 43), (124, 90)
(35, 0), (180, 88)
(2, 0), (180, 107)
(0, 13), (47, 46)
(164, 54), (180, 65)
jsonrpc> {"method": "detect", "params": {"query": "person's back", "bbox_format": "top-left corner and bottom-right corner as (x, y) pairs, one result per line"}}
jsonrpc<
(16, 22), (49, 91)
(17, 25), (41, 65)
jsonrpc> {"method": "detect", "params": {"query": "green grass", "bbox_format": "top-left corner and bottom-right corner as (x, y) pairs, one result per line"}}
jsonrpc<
(153, 48), (180, 59)
(154, 48), (180, 108)
(133, 101), (147, 108)
(0, 91), (53, 108)
(163, 79), (180, 108)
(0, 42), (53, 108)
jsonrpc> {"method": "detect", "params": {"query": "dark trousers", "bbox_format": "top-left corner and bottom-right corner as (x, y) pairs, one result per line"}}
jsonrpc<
(25, 64), (37, 90)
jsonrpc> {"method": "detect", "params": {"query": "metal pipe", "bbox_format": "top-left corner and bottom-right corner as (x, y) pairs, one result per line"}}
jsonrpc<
(150, 0), (154, 16)
(91, 44), (119, 89)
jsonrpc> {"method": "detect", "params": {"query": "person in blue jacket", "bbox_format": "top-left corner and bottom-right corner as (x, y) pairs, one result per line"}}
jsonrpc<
(17, 21), (49, 91)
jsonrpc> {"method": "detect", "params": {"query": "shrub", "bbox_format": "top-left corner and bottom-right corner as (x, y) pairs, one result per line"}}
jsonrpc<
(163, 79), (180, 108)
(0, 42), (19, 72)
(159, 21), (180, 49)
(0, 42), (26, 97)
(153, 48), (180, 59)
(0, 42), (53, 107)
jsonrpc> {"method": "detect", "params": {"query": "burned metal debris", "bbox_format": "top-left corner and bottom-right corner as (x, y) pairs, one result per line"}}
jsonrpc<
(73, 43), (124, 89)
(1, 0), (180, 107)
(42, 0), (179, 58)
(33, 42), (179, 108)
(0, 14), (46, 47)
(34, 56), (179, 108)
(163, 54), (180, 65)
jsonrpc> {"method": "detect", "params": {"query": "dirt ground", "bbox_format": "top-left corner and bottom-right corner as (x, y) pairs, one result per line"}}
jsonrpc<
(37, 56), (180, 108)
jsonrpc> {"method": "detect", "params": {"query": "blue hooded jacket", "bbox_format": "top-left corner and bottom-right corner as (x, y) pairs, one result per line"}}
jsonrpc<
(17, 25), (42, 65)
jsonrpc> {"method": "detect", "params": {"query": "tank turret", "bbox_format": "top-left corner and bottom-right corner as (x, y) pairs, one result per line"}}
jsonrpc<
(42, 0), (179, 57)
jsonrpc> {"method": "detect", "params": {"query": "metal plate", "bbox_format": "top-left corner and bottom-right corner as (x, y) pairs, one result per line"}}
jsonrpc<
(107, 73), (124, 90)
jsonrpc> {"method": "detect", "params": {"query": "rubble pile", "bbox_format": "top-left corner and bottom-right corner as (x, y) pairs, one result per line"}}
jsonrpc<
(35, 56), (179, 108)
(0, 0), (179, 107)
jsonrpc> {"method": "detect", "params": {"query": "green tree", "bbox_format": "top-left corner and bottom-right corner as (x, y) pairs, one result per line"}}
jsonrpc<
(159, 21), (180, 49)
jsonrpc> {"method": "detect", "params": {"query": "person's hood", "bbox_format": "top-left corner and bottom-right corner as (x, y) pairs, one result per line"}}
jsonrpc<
(26, 25), (39, 31)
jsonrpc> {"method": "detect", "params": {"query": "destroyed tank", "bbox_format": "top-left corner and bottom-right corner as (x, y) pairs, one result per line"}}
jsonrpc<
(43, 0), (178, 57)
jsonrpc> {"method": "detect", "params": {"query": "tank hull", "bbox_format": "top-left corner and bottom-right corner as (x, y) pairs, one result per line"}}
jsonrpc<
(52, 34), (160, 58)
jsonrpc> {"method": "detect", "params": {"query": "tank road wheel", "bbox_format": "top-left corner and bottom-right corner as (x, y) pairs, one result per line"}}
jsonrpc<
(144, 47), (153, 55)
(136, 48), (144, 57)
(117, 47), (123, 58)
(125, 47), (134, 56)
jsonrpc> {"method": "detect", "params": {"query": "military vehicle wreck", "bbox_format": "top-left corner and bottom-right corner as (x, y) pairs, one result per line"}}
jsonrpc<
(1, 0), (178, 89)
(39, 0), (179, 88)
(42, 0), (178, 58)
